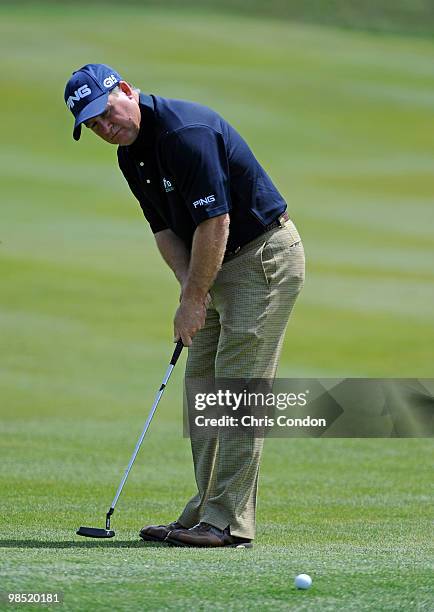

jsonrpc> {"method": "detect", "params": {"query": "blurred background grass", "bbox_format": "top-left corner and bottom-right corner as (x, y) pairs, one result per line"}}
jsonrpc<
(2, 1), (433, 384)
(15, 0), (434, 36)
(1, 4), (433, 609)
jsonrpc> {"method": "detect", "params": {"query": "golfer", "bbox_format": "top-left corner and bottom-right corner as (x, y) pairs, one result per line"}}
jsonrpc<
(64, 64), (305, 548)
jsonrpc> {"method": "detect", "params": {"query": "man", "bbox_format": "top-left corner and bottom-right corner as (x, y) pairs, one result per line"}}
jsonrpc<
(64, 63), (305, 548)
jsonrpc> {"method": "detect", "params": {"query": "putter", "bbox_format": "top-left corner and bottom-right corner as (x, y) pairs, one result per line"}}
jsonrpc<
(77, 340), (184, 539)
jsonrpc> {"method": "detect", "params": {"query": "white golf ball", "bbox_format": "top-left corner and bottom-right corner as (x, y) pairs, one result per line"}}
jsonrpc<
(294, 574), (312, 590)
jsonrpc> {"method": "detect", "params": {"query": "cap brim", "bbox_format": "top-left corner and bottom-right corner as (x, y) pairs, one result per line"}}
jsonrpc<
(72, 92), (110, 141)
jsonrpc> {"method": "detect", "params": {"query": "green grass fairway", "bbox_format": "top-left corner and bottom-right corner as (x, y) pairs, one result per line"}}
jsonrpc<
(1, 5), (433, 611)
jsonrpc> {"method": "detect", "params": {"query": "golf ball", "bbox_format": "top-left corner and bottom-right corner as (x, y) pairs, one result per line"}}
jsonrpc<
(294, 574), (312, 590)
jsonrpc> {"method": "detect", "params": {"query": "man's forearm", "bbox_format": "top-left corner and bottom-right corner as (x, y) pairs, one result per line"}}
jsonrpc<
(183, 214), (230, 301)
(163, 214), (229, 346)
(154, 229), (190, 285)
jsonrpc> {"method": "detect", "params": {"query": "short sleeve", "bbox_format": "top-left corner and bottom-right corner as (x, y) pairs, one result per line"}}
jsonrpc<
(163, 126), (231, 225)
(117, 148), (168, 234)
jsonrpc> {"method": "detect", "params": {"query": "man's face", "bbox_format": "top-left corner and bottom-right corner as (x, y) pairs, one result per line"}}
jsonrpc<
(85, 82), (141, 146)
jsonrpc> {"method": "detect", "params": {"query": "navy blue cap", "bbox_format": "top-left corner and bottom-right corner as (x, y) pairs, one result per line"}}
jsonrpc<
(64, 64), (122, 140)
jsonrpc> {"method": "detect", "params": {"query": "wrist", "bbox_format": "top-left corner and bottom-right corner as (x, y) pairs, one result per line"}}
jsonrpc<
(182, 283), (207, 303)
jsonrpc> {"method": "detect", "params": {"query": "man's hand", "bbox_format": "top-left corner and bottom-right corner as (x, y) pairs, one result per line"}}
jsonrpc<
(174, 296), (207, 346)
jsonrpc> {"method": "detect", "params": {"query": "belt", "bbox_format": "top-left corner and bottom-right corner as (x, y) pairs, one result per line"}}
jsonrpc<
(265, 210), (289, 232)
(225, 211), (290, 258)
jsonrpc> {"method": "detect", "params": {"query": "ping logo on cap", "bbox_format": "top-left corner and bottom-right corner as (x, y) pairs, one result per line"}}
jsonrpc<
(66, 84), (92, 109)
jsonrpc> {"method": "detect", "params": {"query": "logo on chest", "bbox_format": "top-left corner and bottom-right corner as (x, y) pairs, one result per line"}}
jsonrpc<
(163, 178), (174, 193)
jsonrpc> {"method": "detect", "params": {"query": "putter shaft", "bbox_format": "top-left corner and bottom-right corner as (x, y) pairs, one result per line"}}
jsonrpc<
(108, 340), (184, 521)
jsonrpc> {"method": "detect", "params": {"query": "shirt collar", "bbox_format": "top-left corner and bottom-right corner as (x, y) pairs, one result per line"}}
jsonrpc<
(128, 92), (156, 155)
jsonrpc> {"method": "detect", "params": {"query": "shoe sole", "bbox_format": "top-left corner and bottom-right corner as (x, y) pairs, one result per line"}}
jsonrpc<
(165, 537), (253, 549)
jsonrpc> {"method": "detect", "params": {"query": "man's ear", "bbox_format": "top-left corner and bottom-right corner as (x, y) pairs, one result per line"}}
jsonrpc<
(119, 80), (133, 97)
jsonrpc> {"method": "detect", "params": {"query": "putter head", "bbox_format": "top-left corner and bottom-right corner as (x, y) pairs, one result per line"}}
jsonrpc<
(76, 526), (115, 538)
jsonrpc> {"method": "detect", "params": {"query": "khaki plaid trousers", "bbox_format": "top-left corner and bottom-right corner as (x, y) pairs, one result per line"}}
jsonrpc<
(178, 219), (305, 538)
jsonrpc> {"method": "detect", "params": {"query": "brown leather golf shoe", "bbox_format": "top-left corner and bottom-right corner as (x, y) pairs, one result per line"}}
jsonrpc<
(165, 522), (253, 548)
(139, 520), (185, 543)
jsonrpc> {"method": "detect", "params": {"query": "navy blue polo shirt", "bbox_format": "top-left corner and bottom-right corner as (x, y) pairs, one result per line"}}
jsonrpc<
(117, 93), (287, 252)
